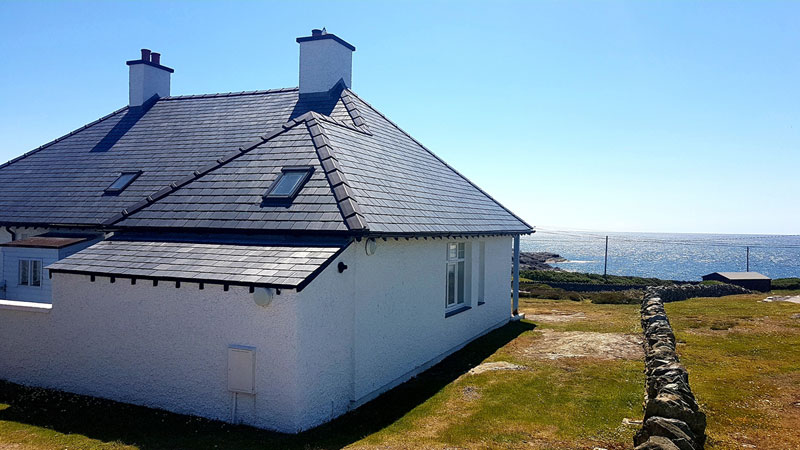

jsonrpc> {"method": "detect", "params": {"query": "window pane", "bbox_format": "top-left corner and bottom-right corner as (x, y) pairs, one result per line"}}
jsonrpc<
(457, 243), (465, 259)
(448, 243), (457, 260)
(446, 264), (456, 305)
(269, 171), (306, 196)
(31, 261), (41, 287)
(108, 173), (138, 191)
(18, 260), (29, 285)
(457, 261), (465, 304)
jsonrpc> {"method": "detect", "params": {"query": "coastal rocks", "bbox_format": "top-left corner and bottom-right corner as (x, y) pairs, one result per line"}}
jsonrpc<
(647, 283), (749, 303)
(637, 294), (706, 449)
(518, 252), (566, 271)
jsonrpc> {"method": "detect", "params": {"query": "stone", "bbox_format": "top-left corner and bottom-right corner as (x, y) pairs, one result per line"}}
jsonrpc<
(645, 393), (706, 439)
(634, 416), (699, 450)
(634, 436), (681, 450)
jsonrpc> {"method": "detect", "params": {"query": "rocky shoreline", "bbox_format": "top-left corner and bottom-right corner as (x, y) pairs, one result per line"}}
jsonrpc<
(519, 252), (566, 271)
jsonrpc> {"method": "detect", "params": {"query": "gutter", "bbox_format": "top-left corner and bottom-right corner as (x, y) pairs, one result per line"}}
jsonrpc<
(3, 226), (16, 241)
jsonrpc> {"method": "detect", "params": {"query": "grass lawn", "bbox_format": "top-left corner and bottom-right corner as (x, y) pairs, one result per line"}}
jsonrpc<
(1, 292), (798, 449)
(666, 291), (800, 450)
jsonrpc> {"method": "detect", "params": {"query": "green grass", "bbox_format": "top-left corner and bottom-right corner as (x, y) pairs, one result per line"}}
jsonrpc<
(3, 292), (798, 449)
(520, 270), (673, 286)
(665, 291), (800, 449)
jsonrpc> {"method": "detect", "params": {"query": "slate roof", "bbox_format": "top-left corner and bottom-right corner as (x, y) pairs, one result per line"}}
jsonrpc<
(47, 240), (345, 289)
(1, 85), (532, 235)
(705, 272), (771, 280)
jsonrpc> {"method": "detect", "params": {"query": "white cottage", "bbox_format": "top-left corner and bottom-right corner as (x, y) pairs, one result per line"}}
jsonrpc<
(0, 30), (532, 432)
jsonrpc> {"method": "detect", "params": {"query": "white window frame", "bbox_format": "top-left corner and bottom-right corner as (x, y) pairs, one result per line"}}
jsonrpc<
(18, 258), (43, 288)
(445, 242), (467, 310)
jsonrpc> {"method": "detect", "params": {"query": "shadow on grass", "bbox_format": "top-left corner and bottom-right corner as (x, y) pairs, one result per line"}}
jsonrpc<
(0, 320), (535, 450)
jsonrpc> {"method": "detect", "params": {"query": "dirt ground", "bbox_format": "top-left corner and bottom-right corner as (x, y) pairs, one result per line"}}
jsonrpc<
(517, 329), (643, 360)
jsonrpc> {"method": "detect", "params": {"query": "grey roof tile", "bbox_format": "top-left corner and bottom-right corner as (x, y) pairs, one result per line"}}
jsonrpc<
(2, 85), (531, 235)
(47, 239), (343, 288)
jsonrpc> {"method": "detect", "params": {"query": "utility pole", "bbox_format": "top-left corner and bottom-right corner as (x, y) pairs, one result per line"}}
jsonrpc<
(746, 246), (750, 272)
(604, 235), (609, 278)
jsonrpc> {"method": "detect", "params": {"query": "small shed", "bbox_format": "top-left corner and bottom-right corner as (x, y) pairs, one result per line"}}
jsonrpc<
(702, 272), (772, 292)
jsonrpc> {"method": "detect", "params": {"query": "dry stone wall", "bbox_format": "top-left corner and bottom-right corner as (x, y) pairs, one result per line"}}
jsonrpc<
(635, 289), (707, 450)
(647, 283), (749, 303)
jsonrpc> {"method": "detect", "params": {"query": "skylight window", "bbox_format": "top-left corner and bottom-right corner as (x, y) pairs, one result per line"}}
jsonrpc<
(264, 167), (313, 200)
(105, 171), (141, 194)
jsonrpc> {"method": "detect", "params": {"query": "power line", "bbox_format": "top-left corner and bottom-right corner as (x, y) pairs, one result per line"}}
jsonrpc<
(529, 229), (800, 249)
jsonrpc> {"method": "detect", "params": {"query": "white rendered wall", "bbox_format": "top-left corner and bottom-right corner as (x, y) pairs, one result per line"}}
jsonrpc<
(0, 236), (512, 432)
(0, 275), (304, 432)
(129, 64), (171, 106)
(292, 236), (512, 429)
(298, 39), (353, 94)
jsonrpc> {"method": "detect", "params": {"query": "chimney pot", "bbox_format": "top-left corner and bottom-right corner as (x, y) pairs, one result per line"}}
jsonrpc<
(311, 29), (323, 37)
(141, 49), (151, 62)
(151, 52), (161, 65)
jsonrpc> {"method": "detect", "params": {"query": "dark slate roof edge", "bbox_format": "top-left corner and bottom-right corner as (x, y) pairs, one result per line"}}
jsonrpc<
(306, 113), (368, 232)
(160, 87), (299, 101)
(47, 240), (351, 291)
(0, 105), (129, 169)
(106, 113), (316, 226)
(345, 89), (534, 233)
(295, 244), (349, 291)
(46, 268), (301, 290)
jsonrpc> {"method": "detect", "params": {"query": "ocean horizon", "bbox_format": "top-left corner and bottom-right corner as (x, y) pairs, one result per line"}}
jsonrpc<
(521, 231), (800, 281)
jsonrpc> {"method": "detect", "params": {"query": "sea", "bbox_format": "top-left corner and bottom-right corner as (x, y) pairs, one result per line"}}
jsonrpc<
(520, 231), (800, 281)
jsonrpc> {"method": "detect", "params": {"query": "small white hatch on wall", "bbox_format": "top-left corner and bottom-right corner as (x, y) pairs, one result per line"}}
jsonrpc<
(227, 345), (256, 394)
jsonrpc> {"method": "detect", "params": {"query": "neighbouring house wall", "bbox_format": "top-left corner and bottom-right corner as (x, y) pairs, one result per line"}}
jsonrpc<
(0, 274), (304, 432)
(1, 247), (58, 302)
(0, 237), (102, 303)
(292, 236), (512, 430)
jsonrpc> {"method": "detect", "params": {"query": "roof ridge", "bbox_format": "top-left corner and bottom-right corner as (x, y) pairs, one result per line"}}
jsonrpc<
(345, 90), (534, 232)
(161, 87), (299, 101)
(340, 89), (371, 133)
(305, 113), (368, 232)
(0, 105), (129, 170)
(105, 112), (316, 226)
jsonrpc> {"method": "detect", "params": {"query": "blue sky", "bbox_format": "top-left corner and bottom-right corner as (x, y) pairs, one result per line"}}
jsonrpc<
(1, 1), (797, 234)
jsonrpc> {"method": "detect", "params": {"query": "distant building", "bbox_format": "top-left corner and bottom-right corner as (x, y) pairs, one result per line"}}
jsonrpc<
(702, 272), (771, 292)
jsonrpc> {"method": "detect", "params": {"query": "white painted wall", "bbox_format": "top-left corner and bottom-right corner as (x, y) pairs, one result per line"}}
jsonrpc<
(0, 276), (304, 432)
(292, 236), (512, 427)
(0, 236), (513, 432)
(129, 63), (171, 106)
(298, 38), (353, 94)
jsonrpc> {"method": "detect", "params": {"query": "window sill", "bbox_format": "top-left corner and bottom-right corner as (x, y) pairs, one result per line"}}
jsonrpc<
(0, 299), (52, 313)
(477, 301), (485, 306)
(445, 305), (471, 318)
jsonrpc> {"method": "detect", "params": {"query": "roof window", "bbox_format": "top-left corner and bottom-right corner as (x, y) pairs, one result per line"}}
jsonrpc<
(105, 171), (141, 194)
(264, 167), (313, 200)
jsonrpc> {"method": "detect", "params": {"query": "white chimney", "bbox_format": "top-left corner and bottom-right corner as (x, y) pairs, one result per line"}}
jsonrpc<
(296, 29), (356, 95)
(126, 49), (173, 107)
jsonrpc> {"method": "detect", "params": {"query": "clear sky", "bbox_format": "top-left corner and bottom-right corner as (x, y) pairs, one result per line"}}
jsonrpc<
(1, 1), (797, 234)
